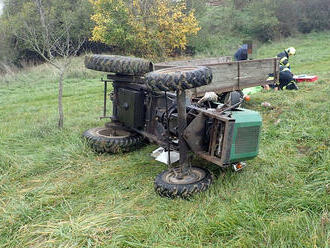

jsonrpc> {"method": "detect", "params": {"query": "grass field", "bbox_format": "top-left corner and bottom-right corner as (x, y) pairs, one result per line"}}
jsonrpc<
(0, 32), (329, 247)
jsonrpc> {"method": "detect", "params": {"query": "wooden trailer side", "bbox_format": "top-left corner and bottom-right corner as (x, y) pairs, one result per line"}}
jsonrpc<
(154, 56), (232, 69)
(155, 57), (279, 96)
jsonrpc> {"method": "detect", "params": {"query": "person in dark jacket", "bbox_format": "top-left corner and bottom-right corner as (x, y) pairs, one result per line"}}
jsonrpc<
(277, 47), (296, 69)
(234, 44), (248, 61)
(267, 66), (298, 90)
(278, 67), (298, 90)
(225, 44), (248, 102)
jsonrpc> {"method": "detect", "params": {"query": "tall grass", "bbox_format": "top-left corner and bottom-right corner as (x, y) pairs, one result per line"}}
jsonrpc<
(0, 32), (329, 247)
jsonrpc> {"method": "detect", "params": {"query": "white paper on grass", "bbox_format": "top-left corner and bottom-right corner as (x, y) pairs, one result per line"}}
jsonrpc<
(155, 151), (180, 165)
(151, 147), (165, 158)
(151, 147), (180, 165)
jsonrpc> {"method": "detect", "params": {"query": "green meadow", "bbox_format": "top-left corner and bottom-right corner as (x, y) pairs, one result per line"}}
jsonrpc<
(0, 31), (329, 247)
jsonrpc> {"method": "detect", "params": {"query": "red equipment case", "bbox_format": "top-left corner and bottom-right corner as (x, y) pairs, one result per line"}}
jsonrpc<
(294, 74), (318, 83)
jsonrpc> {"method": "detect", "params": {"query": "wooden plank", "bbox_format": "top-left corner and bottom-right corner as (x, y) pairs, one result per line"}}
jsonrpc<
(154, 57), (279, 96)
(191, 58), (279, 95)
(154, 56), (232, 70)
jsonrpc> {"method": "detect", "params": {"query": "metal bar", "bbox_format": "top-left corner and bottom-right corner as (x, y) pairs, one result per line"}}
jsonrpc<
(187, 105), (235, 122)
(107, 74), (144, 84)
(131, 127), (169, 148)
(103, 80), (107, 118)
(220, 119), (235, 165)
(176, 90), (189, 178)
(209, 119), (219, 155)
(237, 61), (240, 89)
(111, 83), (118, 121)
(196, 152), (227, 167)
(112, 81), (149, 91)
(165, 91), (171, 168)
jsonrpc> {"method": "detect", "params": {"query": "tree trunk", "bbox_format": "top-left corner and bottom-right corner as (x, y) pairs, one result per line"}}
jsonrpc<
(58, 71), (64, 128)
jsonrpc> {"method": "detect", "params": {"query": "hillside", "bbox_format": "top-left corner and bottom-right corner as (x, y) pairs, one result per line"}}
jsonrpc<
(0, 32), (329, 247)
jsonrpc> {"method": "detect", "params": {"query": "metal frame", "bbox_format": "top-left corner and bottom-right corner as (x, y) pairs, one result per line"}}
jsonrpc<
(98, 57), (275, 173)
(184, 106), (236, 167)
(100, 74), (147, 119)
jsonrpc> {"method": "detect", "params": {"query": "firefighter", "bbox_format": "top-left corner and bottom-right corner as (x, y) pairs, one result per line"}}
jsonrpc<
(277, 67), (298, 90)
(277, 47), (296, 69)
(266, 66), (298, 90)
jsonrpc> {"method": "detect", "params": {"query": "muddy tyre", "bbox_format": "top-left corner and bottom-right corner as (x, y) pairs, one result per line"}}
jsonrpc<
(154, 167), (213, 199)
(145, 66), (212, 91)
(83, 126), (144, 153)
(84, 55), (154, 76)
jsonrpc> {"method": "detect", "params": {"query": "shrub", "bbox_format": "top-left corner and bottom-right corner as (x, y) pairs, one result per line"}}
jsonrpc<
(89, 0), (200, 58)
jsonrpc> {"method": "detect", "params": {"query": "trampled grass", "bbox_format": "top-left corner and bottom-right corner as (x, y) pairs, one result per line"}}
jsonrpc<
(0, 32), (329, 247)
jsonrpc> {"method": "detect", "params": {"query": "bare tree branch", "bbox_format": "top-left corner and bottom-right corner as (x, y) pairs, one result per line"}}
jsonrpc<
(14, 0), (86, 128)
(34, 0), (53, 60)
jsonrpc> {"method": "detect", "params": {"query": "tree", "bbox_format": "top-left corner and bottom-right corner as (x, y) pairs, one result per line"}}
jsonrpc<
(0, 0), (93, 65)
(15, 0), (86, 128)
(89, 0), (200, 58)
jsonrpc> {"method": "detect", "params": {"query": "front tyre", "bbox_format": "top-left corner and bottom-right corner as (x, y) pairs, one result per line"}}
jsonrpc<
(154, 167), (213, 199)
(83, 125), (144, 153)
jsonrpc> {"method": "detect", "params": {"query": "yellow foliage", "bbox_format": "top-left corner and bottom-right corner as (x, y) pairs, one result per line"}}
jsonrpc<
(89, 0), (200, 58)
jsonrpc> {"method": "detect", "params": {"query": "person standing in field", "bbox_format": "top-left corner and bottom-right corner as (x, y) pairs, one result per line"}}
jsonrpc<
(277, 47), (296, 69)
(234, 44), (248, 61)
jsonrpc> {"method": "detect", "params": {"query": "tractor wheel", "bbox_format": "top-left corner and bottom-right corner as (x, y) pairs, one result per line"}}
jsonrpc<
(84, 55), (154, 76)
(154, 167), (213, 199)
(145, 66), (212, 92)
(83, 125), (144, 153)
(220, 90), (243, 107)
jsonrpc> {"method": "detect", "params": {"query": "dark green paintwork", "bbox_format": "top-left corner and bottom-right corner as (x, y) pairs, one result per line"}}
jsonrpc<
(229, 108), (262, 162)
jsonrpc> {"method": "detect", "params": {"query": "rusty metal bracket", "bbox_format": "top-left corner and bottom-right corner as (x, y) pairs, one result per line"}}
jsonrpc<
(184, 105), (236, 167)
(237, 61), (240, 89)
(175, 90), (190, 179)
(107, 74), (144, 84)
(208, 119), (219, 155)
(100, 78), (112, 119)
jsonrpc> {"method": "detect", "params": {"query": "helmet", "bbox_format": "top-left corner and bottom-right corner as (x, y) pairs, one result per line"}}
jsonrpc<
(286, 47), (296, 56)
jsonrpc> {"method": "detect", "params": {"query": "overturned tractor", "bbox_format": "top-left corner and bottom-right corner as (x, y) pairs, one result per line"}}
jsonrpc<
(83, 55), (279, 198)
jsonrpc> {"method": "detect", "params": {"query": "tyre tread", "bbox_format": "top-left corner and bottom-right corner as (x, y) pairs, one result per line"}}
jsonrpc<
(145, 66), (212, 91)
(154, 167), (213, 199)
(85, 55), (153, 76)
(82, 126), (144, 153)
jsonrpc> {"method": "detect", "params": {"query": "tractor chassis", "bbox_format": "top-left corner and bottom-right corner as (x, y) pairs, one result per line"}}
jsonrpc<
(83, 54), (266, 197)
(101, 74), (238, 173)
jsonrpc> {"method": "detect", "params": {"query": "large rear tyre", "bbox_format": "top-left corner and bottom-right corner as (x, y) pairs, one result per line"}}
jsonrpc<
(154, 167), (213, 199)
(145, 66), (212, 92)
(84, 55), (154, 76)
(83, 125), (144, 153)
